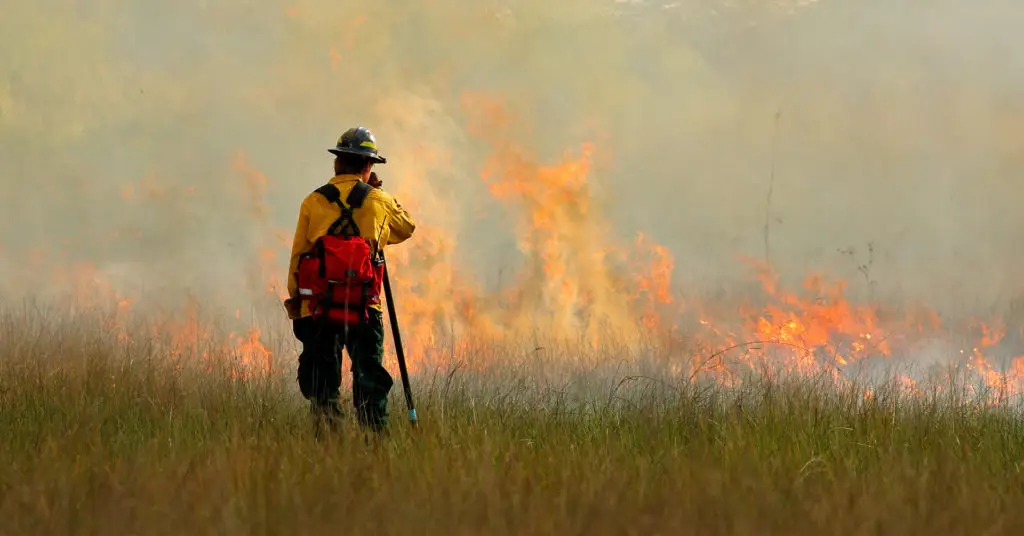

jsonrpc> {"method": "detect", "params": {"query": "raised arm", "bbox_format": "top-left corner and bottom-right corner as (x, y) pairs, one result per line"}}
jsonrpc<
(385, 194), (416, 245)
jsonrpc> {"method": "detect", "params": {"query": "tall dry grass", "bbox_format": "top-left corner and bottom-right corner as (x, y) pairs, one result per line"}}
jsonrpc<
(1, 305), (1023, 536)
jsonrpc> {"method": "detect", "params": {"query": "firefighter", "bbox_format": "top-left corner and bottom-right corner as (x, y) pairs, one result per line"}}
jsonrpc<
(284, 126), (416, 433)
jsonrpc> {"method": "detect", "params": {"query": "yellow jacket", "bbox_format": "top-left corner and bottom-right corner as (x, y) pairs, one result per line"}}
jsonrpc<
(285, 174), (416, 318)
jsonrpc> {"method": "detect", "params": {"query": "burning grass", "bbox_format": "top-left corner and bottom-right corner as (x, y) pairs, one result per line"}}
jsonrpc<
(2, 306), (1024, 535)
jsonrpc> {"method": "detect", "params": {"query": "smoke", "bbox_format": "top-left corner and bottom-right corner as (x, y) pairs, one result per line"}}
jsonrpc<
(2, 0), (1023, 328)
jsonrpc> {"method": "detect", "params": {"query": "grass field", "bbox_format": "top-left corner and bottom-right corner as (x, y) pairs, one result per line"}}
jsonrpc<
(2, 306), (1024, 536)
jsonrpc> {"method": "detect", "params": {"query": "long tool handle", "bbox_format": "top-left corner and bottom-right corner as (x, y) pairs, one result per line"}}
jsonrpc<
(381, 255), (418, 427)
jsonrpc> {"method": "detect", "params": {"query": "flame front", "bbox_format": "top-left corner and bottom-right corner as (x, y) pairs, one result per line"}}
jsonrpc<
(369, 92), (687, 370)
(7, 89), (1023, 402)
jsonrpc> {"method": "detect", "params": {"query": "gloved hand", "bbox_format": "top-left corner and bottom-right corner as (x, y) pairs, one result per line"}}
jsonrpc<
(283, 297), (302, 319)
(368, 171), (383, 189)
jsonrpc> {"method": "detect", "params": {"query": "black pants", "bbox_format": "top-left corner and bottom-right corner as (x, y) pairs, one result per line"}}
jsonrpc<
(293, 310), (393, 430)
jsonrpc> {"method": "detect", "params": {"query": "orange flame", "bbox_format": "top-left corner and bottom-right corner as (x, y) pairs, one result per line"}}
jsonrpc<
(6, 87), (1023, 401)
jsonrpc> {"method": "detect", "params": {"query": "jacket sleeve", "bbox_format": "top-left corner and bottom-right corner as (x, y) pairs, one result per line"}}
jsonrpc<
(286, 196), (313, 300)
(385, 195), (416, 245)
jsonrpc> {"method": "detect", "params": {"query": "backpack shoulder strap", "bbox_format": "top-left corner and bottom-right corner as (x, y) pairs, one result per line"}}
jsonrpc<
(346, 180), (372, 209)
(315, 181), (371, 238)
(314, 183), (342, 205)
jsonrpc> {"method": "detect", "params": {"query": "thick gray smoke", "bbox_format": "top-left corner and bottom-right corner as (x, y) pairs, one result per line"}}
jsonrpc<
(2, 0), (1022, 329)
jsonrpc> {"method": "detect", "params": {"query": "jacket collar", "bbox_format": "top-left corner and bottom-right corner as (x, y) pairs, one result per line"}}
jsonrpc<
(329, 174), (362, 184)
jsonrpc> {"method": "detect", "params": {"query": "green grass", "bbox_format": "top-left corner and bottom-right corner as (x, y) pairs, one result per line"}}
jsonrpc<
(2, 308), (1024, 535)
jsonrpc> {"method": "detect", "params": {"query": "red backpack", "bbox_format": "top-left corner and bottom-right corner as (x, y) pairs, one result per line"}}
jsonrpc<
(295, 181), (385, 327)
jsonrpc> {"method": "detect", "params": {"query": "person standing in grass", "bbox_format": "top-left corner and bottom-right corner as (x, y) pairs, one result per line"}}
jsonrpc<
(283, 126), (416, 433)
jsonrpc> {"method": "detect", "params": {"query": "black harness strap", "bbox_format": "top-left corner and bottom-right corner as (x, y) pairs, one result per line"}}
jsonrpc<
(314, 181), (373, 238)
(314, 183), (342, 204)
(346, 180), (372, 209)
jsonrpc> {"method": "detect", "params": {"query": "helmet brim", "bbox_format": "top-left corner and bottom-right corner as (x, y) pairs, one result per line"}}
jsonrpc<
(328, 148), (387, 164)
